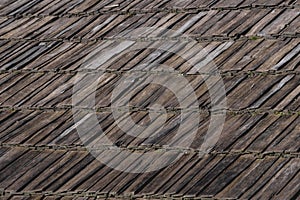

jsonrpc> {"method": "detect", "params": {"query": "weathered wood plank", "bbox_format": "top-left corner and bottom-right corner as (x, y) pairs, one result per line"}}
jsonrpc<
(0, 1), (299, 199)
(22, 151), (88, 191)
(216, 157), (278, 198)
(240, 157), (291, 199)
(252, 159), (300, 199)
(0, 9), (299, 42)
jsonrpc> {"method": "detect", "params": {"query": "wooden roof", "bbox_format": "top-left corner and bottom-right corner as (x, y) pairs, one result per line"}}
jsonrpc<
(0, 0), (299, 199)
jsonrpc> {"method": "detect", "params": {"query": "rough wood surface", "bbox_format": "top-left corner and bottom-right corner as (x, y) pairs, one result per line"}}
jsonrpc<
(0, 0), (299, 199)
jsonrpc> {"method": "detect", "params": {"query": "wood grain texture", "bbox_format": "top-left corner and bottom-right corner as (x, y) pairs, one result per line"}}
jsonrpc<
(0, 0), (299, 199)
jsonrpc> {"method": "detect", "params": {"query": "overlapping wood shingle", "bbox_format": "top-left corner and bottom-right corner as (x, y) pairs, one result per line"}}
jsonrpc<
(0, 0), (299, 199)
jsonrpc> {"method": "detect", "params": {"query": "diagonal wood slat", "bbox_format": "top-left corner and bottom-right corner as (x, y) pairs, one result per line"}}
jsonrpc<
(0, 0), (299, 199)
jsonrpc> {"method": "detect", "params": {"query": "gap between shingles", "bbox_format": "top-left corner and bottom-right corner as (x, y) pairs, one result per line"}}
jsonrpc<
(0, 106), (300, 116)
(0, 4), (299, 19)
(0, 69), (300, 77)
(0, 143), (299, 159)
(0, 33), (299, 44)
(0, 190), (239, 199)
